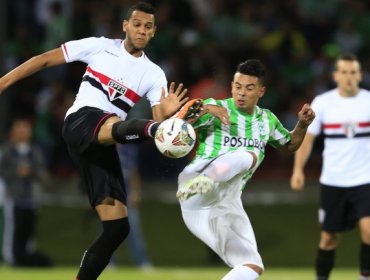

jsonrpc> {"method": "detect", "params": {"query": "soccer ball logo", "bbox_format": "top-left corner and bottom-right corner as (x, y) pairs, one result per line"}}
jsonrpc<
(154, 118), (196, 158)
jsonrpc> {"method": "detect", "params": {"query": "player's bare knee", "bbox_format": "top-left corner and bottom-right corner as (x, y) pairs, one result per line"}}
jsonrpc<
(320, 231), (340, 249)
(245, 264), (263, 275)
(359, 217), (370, 242)
(246, 151), (257, 168)
(97, 116), (121, 144)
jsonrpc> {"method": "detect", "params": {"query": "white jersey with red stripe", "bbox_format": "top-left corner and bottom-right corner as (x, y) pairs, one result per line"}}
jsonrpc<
(61, 36), (167, 120)
(308, 88), (370, 187)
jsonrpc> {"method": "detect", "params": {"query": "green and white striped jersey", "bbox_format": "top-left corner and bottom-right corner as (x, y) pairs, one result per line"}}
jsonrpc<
(192, 98), (292, 168)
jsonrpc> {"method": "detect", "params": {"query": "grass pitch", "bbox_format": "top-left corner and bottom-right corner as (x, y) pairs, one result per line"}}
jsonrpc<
(0, 266), (358, 280)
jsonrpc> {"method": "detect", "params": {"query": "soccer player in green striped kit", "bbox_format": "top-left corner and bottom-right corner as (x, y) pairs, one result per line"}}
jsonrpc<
(176, 59), (315, 280)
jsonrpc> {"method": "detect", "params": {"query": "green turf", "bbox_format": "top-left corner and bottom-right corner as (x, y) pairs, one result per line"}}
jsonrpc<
(35, 202), (361, 267)
(0, 266), (359, 280)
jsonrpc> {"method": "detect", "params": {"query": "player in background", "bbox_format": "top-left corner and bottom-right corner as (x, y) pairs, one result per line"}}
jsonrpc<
(176, 59), (315, 280)
(290, 53), (370, 280)
(0, 2), (203, 279)
(1, 118), (52, 267)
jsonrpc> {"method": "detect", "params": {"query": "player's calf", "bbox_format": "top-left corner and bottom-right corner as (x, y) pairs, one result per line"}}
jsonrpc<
(112, 119), (159, 144)
(76, 217), (130, 280)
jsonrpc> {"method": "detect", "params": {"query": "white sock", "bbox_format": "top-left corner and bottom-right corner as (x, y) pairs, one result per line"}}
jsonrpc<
(222, 265), (260, 280)
(359, 276), (369, 280)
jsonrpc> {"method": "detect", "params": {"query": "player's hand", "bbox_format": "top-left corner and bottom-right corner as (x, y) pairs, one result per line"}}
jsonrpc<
(290, 170), (305, 191)
(159, 82), (188, 118)
(297, 103), (315, 128)
(203, 104), (230, 125)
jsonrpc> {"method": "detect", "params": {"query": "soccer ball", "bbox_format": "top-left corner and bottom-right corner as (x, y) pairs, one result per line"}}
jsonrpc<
(154, 118), (196, 159)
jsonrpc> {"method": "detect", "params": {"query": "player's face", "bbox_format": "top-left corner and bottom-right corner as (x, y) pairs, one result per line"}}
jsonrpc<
(231, 73), (265, 114)
(333, 60), (362, 96)
(123, 10), (156, 55)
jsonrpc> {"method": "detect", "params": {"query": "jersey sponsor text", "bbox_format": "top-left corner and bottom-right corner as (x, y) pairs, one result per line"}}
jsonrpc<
(224, 136), (266, 150)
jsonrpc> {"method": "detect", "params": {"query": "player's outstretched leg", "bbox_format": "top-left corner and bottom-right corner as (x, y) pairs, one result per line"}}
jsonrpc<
(112, 119), (159, 143)
(177, 150), (255, 201)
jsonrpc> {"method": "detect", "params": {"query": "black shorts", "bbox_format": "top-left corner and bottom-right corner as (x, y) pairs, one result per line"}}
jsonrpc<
(62, 107), (127, 207)
(319, 184), (370, 232)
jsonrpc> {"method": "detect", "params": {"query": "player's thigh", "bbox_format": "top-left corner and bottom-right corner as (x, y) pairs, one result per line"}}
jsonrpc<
(181, 204), (263, 268)
(180, 207), (218, 251)
(96, 199), (128, 221)
(221, 205), (263, 268)
(359, 217), (370, 243)
(209, 150), (254, 176)
(97, 115), (122, 144)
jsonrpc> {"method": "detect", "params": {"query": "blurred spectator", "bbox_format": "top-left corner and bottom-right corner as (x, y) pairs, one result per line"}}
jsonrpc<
(39, 0), (72, 52)
(188, 61), (230, 101)
(0, 118), (52, 267)
(33, 79), (75, 177)
(333, 18), (363, 54)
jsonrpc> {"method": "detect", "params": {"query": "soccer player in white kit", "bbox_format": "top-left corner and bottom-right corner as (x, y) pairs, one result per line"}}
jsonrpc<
(0, 2), (202, 279)
(290, 53), (370, 280)
(177, 59), (315, 279)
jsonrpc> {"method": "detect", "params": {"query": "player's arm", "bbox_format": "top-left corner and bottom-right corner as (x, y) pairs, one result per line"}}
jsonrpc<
(201, 104), (230, 125)
(0, 47), (66, 94)
(280, 103), (315, 153)
(290, 132), (316, 191)
(152, 82), (188, 121)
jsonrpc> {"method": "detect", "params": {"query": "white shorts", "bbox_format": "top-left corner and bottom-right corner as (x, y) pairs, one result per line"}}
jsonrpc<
(178, 151), (263, 269)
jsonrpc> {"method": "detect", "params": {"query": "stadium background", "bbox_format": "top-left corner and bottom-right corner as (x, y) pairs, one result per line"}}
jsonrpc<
(0, 0), (368, 268)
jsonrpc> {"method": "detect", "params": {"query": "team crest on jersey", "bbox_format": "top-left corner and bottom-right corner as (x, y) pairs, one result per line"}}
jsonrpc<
(343, 123), (356, 138)
(108, 80), (127, 101)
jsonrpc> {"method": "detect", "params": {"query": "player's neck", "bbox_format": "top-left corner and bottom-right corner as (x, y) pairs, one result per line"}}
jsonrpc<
(338, 87), (359, 97)
(123, 40), (143, 58)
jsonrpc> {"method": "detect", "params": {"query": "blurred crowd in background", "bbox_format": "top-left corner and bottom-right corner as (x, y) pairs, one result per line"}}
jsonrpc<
(1, 0), (370, 181)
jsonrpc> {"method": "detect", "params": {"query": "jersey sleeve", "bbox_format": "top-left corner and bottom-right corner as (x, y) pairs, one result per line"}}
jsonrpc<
(266, 110), (292, 148)
(306, 96), (322, 136)
(192, 98), (217, 129)
(61, 37), (105, 64)
(145, 68), (168, 107)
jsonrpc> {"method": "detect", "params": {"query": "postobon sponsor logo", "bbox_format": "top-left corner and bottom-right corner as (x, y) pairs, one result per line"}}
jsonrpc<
(224, 136), (266, 150)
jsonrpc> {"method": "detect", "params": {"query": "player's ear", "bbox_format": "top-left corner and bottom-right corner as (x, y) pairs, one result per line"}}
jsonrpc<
(151, 26), (157, 38)
(122, 20), (128, 33)
(259, 86), (266, 98)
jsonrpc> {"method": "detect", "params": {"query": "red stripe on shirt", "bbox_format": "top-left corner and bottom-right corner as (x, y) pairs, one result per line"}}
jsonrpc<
(86, 66), (141, 103)
(358, 122), (370, 127)
(323, 121), (370, 129)
(62, 43), (70, 60)
(323, 123), (341, 129)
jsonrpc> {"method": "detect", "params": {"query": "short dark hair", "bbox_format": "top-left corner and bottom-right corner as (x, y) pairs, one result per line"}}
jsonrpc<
(334, 53), (360, 71)
(126, 2), (155, 19)
(236, 59), (266, 85)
